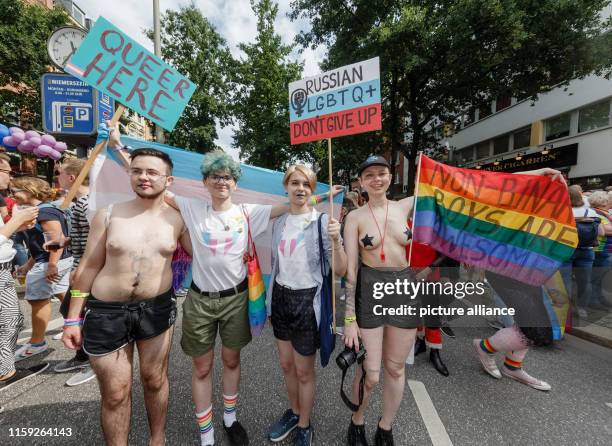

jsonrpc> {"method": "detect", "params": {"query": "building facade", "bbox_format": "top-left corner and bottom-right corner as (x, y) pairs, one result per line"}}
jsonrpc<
(442, 74), (612, 190)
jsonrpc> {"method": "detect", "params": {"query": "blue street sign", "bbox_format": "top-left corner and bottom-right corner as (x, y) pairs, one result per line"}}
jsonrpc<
(41, 73), (114, 135)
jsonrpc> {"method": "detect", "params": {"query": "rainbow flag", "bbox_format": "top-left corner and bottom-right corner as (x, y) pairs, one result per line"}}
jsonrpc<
(413, 155), (578, 286)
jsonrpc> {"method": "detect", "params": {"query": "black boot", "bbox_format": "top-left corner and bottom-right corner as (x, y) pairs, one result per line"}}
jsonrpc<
(429, 349), (449, 377)
(347, 416), (369, 446)
(414, 337), (426, 356)
(374, 422), (394, 446)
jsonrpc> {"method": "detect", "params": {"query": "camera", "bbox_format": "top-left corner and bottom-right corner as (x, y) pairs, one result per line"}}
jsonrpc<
(336, 340), (368, 412)
(336, 342), (367, 372)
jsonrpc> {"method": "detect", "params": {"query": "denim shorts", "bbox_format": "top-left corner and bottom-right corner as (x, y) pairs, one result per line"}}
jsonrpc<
(25, 257), (73, 301)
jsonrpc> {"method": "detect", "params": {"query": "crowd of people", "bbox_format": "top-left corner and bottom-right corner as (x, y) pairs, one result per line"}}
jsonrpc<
(0, 124), (609, 446)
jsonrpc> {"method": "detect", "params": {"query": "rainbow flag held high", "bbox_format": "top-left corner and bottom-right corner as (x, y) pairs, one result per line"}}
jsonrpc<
(412, 155), (578, 286)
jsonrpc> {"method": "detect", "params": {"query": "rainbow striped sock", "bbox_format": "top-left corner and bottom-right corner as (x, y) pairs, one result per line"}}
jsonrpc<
(196, 406), (214, 444)
(480, 338), (497, 354)
(223, 394), (237, 427)
(504, 357), (523, 371)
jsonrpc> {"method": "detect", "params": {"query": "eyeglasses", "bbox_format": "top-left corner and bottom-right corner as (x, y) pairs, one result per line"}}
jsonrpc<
(9, 188), (24, 194)
(209, 174), (234, 184)
(0, 168), (14, 176)
(128, 168), (168, 181)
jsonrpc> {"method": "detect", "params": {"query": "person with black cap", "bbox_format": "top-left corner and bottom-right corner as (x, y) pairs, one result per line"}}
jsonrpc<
(341, 154), (419, 446)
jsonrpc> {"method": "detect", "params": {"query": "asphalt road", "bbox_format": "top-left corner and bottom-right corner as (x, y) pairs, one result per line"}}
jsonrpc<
(1, 297), (611, 446)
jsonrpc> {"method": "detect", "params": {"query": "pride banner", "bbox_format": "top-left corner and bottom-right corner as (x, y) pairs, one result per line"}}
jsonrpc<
(412, 155), (578, 286)
(88, 136), (342, 285)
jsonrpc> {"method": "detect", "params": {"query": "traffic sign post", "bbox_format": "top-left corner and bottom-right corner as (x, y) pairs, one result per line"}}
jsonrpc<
(41, 73), (115, 136)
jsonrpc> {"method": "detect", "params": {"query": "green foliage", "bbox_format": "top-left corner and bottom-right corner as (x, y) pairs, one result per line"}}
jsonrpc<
(291, 0), (612, 193)
(232, 0), (311, 170)
(153, 5), (234, 153)
(0, 0), (69, 127)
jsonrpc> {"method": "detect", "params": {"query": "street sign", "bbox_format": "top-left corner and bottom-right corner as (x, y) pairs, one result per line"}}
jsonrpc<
(289, 57), (382, 144)
(65, 16), (196, 132)
(41, 73), (115, 135)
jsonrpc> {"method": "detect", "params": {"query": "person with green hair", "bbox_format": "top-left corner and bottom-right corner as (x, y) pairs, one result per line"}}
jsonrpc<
(108, 127), (340, 446)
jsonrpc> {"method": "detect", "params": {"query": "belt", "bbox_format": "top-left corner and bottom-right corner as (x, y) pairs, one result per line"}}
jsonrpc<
(190, 278), (248, 299)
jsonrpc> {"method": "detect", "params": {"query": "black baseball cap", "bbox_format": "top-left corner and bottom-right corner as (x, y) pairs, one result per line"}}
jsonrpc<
(358, 155), (391, 176)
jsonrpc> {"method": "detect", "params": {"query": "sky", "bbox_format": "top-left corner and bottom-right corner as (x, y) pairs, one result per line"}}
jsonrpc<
(75, 0), (327, 159)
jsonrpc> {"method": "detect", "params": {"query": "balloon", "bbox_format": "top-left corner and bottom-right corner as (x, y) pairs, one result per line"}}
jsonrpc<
(9, 127), (24, 135)
(12, 132), (25, 144)
(36, 144), (53, 156)
(24, 130), (39, 140)
(17, 141), (33, 153)
(2, 136), (16, 148)
(29, 136), (41, 147)
(48, 149), (62, 160)
(41, 134), (56, 146)
(0, 124), (10, 139)
(53, 141), (67, 152)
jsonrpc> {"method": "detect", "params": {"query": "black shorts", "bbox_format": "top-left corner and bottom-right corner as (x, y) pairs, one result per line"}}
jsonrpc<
(83, 289), (177, 356)
(356, 265), (421, 329)
(271, 281), (319, 356)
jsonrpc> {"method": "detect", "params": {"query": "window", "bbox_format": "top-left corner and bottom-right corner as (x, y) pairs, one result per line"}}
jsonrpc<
(513, 126), (531, 150)
(493, 135), (509, 155)
(545, 113), (571, 141)
(456, 147), (474, 163)
(476, 141), (490, 159)
(478, 102), (492, 120)
(495, 96), (512, 112)
(578, 100), (610, 133)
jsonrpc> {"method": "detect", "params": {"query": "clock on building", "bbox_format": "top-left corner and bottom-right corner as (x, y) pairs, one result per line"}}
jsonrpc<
(47, 26), (87, 70)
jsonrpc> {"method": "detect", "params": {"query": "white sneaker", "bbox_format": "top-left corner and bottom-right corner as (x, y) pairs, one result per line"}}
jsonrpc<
(473, 339), (501, 379)
(65, 366), (96, 387)
(52, 332), (63, 341)
(501, 366), (552, 391)
(14, 342), (48, 362)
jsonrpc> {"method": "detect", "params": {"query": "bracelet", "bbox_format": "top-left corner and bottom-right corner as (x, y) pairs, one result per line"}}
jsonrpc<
(63, 321), (83, 327)
(310, 195), (321, 205)
(70, 291), (90, 299)
(344, 316), (357, 324)
(64, 317), (83, 323)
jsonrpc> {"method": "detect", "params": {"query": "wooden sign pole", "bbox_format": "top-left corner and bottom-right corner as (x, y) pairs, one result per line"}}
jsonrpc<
(328, 137), (337, 334)
(61, 104), (126, 209)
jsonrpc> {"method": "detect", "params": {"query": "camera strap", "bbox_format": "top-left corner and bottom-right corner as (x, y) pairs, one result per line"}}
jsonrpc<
(340, 361), (366, 412)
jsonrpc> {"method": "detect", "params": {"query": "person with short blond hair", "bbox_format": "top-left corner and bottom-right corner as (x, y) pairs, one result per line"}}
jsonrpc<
(12, 176), (73, 362)
(268, 165), (346, 445)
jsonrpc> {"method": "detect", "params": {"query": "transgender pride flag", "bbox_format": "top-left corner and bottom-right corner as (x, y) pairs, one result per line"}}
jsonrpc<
(88, 136), (341, 286)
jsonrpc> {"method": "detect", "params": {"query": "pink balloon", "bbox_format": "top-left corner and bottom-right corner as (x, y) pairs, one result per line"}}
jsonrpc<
(29, 136), (41, 147)
(41, 134), (56, 146)
(17, 141), (33, 153)
(2, 136), (16, 147)
(12, 132), (25, 144)
(36, 144), (53, 156)
(24, 130), (39, 140)
(9, 127), (24, 135)
(48, 149), (62, 160)
(54, 141), (67, 152)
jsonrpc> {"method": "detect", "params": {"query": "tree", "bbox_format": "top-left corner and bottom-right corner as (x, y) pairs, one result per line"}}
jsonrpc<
(0, 0), (68, 128)
(153, 5), (234, 153)
(291, 0), (612, 193)
(232, 0), (310, 170)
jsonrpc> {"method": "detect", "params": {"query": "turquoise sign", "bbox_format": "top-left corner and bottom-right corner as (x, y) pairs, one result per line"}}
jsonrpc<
(65, 17), (196, 131)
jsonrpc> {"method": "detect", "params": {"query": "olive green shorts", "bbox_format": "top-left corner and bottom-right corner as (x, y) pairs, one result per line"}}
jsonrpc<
(181, 288), (252, 357)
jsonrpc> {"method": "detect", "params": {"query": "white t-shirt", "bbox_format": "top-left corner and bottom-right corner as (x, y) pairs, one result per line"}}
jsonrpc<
(176, 197), (272, 292)
(0, 219), (16, 263)
(573, 206), (599, 218)
(276, 211), (317, 289)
